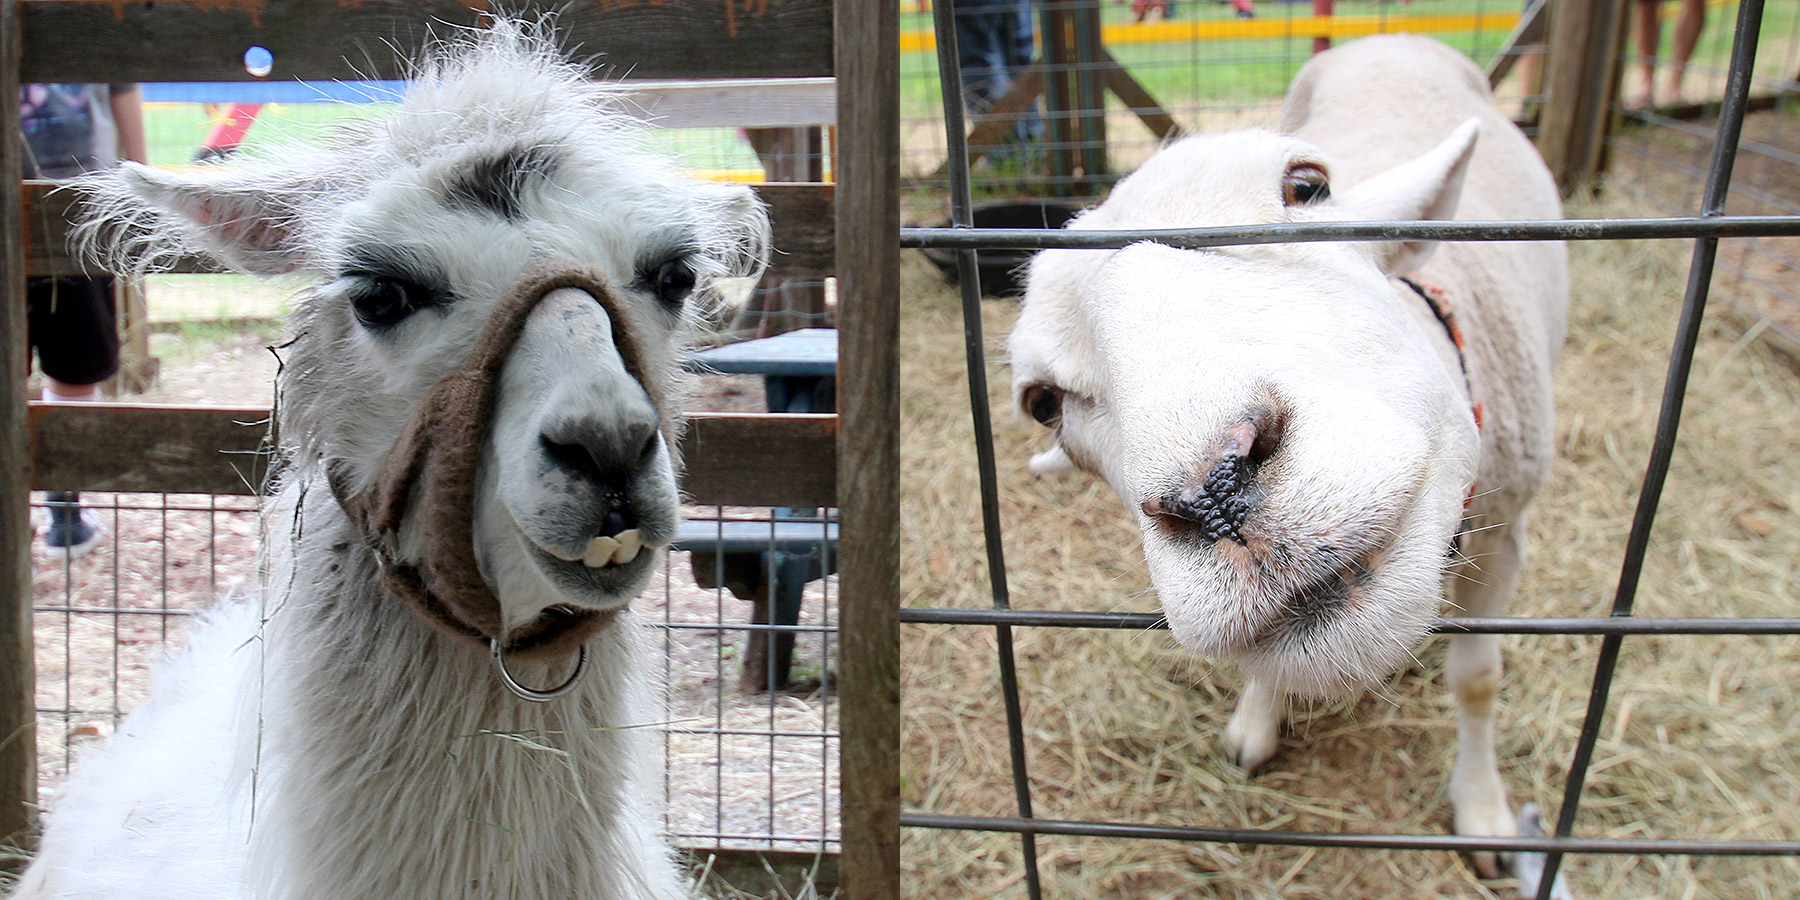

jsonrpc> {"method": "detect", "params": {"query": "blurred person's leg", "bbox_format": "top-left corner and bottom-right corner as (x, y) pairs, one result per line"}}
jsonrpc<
(28, 276), (119, 560)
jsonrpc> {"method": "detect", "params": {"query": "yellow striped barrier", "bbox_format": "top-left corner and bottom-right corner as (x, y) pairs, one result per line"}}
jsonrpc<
(898, 12), (1521, 53)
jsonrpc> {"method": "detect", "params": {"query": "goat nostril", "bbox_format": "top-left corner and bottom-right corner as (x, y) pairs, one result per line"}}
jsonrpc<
(1142, 488), (1254, 544)
(1246, 405), (1284, 464)
(1142, 407), (1284, 544)
(1223, 405), (1284, 465)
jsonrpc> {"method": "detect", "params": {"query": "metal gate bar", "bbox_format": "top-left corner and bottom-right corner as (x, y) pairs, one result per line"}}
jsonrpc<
(929, 3), (1044, 898)
(905, 1), (1800, 897)
(902, 214), (1800, 249)
(901, 609), (1800, 635)
(907, 811), (1800, 856)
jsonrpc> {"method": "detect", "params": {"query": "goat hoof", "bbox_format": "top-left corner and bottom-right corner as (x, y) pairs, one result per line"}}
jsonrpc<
(1221, 720), (1279, 774)
(1471, 850), (1503, 881)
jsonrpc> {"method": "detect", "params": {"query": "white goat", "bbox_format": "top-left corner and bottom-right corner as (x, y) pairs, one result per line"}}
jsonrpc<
(15, 21), (768, 900)
(1008, 34), (1567, 888)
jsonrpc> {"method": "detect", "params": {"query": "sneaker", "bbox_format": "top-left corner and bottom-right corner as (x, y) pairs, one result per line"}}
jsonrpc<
(44, 496), (105, 562)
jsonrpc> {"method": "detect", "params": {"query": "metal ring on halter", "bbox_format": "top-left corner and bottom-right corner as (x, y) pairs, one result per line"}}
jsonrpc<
(490, 639), (589, 702)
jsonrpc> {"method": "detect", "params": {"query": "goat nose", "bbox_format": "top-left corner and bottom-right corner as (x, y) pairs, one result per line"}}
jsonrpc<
(1141, 405), (1284, 544)
(537, 398), (661, 493)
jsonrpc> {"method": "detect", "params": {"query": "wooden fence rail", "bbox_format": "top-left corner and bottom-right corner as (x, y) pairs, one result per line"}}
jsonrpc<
(19, 0), (833, 83)
(21, 181), (835, 279)
(28, 404), (837, 508)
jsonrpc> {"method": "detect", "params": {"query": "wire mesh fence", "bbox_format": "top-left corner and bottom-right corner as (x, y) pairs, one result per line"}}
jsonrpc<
(1605, 0), (1800, 371)
(24, 70), (843, 860)
(27, 490), (841, 855)
(28, 492), (258, 798)
(900, 0), (1550, 219)
(899, 1), (1800, 899)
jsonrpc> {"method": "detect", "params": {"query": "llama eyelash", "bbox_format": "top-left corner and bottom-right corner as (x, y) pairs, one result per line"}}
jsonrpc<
(632, 234), (705, 311)
(333, 248), (454, 328)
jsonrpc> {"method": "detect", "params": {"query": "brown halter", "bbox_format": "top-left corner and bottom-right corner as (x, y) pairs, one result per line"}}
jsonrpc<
(327, 258), (671, 687)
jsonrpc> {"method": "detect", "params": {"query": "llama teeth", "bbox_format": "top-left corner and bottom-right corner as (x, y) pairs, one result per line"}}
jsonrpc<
(581, 535), (621, 568)
(612, 529), (643, 565)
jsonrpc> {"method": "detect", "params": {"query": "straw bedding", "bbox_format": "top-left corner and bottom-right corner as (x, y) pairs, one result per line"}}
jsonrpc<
(897, 198), (1800, 899)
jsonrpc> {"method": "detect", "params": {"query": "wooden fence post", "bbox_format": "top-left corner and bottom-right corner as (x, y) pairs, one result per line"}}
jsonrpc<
(1, 0), (41, 862)
(1041, 1), (1109, 197)
(1538, 0), (1628, 195)
(835, 0), (899, 898)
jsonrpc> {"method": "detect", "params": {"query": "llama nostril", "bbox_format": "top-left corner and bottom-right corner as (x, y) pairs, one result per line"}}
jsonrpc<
(541, 435), (605, 484)
(538, 401), (660, 490)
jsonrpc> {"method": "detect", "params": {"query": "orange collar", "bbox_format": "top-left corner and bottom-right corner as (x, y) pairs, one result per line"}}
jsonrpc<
(1399, 276), (1484, 519)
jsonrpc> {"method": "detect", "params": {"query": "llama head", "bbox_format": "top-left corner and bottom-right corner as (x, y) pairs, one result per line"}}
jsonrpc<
(80, 21), (771, 632)
(1008, 123), (1482, 697)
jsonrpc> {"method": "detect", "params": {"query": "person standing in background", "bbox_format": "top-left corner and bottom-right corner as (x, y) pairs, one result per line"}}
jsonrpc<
(1630, 0), (1708, 109)
(19, 83), (147, 560)
(955, 0), (1043, 159)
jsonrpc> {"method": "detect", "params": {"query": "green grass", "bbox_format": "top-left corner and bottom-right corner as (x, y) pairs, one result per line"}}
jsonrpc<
(142, 102), (392, 168)
(148, 318), (285, 365)
(138, 1), (1799, 175)
(141, 273), (297, 325)
(898, 0), (1519, 33)
(899, 0), (1800, 118)
(898, 0), (1531, 114)
(145, 100), (761, 174)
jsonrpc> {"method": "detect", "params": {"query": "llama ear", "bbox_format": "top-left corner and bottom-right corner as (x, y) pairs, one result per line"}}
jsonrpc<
(1338, 117), (1479, 275)
(110, 162), (311, 275)
(695, 180), (772, 282)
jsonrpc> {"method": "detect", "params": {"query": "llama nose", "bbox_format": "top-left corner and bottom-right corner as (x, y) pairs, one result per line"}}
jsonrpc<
(537, 398), (661, 496)
(1141, 405), (1284, 543)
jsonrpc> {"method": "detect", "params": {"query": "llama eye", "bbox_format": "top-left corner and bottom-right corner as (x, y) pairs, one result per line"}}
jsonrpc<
(650, 258), (697, 309)
(350, 276), (431, 328)
(1021, 383), (1063, 428)
(1282, 163), (1330, 206)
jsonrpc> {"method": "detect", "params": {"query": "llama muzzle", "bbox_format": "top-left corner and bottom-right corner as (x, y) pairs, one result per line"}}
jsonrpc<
(330, 259), (669, 673)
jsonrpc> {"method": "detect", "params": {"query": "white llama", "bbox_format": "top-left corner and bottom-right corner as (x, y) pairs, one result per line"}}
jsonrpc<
(14, 21), (769, 900)
(1008, 35), (1568, 894)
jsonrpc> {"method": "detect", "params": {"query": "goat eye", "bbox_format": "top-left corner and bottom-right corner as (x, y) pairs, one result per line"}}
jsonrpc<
(351, 276), (431, 328)
(1282, 163), (1330, 206)
(1021, 383), (1063, 428)
(651, 258), (697, 309)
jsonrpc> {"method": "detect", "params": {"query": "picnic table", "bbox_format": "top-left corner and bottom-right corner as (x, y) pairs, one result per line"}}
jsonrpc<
(677, 328), (838, 691)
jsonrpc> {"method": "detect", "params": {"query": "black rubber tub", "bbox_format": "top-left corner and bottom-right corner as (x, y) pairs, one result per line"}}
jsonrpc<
(919, 200), (1084, 298)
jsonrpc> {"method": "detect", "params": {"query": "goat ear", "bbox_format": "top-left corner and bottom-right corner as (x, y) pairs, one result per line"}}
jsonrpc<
(109, 162), (311, 275)
(1339, 117), (1479, 275)
(695, 180), (773, 282)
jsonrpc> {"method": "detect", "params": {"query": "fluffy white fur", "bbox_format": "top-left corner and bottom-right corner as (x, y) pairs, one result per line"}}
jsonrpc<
(16, 20), (769, 900)
(1008, 34), (1566, 884)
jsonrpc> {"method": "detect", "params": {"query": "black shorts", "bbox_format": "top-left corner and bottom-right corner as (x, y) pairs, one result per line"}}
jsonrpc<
(28, 276), (120, 386)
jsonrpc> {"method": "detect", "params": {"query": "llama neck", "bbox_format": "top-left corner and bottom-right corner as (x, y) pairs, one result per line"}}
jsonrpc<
(249, 480), (681, 900)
